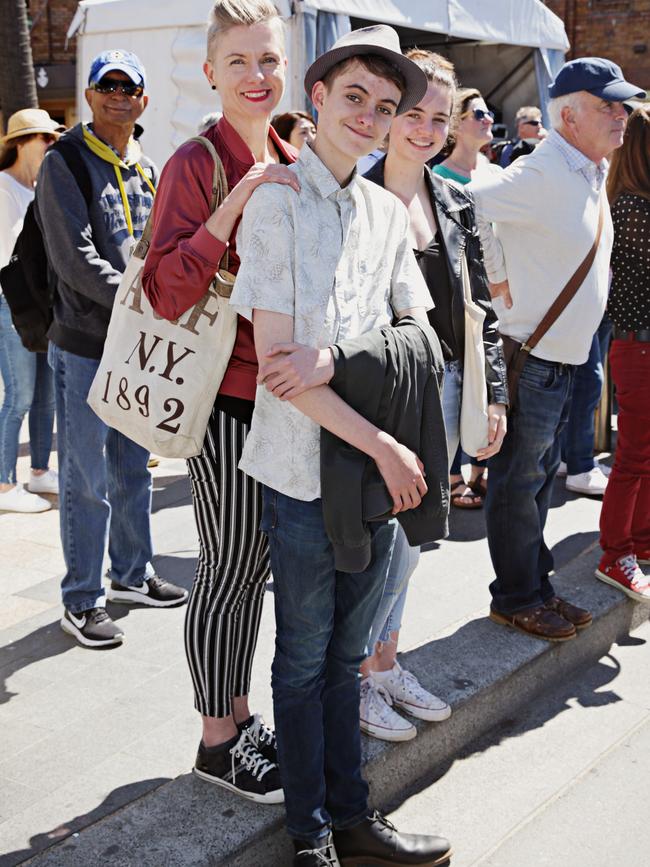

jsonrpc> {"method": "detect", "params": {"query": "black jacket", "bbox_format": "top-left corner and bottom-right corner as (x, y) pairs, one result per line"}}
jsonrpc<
(364, 158), (509, 407)
(321, 317), (449, 573)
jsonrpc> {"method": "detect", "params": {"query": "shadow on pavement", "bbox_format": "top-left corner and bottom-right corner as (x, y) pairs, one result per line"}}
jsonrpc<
(0, 777), (171, 867)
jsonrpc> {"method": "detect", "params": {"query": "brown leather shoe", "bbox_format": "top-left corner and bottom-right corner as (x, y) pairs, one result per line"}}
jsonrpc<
(489, 604), (577, 641)
(546, 596), (592, 630)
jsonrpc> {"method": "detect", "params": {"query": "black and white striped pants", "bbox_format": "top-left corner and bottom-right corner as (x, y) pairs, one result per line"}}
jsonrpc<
(184, 407), (270, 718)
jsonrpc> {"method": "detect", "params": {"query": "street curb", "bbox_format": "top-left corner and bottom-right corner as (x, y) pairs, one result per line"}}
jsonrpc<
(25, 544), (650, 867)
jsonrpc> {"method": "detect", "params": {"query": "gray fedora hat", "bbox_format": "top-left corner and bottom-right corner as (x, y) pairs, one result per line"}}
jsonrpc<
(304, 25), (428, 114)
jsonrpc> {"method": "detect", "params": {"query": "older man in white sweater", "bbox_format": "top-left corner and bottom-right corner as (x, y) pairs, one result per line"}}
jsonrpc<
(468, 58), (644, 642)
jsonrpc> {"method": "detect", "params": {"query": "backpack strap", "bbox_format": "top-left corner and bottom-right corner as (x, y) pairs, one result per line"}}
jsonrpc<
(51, 139), (93, 206)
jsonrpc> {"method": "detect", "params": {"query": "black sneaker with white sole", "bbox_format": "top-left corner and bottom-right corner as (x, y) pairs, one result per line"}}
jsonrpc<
(237, 713), (278, 765)
(193, 729), (284, 804)
(60, 607), (124, 647)
(106, 574), (188, 607)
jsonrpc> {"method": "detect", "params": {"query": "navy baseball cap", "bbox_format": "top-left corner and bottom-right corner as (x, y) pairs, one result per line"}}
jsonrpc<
(548, 57), (645, 101)
(88, 49), (146, 88)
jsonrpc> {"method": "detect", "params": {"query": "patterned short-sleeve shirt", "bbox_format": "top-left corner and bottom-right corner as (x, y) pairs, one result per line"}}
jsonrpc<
(230, 143), (432, 501)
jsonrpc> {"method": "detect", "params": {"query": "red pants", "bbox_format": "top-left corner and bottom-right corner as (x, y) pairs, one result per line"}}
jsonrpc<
(599, 339), (650, 563)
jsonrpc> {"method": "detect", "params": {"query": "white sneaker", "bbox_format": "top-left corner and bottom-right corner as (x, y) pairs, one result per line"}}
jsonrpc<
(0, 484), (51, 513)
(27, 468), (59, 495)
(566, 466), (608, 497)
(375, 662), (452, 722)
(359, 676), (416, 742)
(596, 461), (612, 477)
(557, 461), (568, 477)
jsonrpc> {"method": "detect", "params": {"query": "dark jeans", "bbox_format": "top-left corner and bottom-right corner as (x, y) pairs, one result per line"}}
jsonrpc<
(486, 355), (573, 613)
(261, 487), (395, 840)
(561, 316), (612, 475)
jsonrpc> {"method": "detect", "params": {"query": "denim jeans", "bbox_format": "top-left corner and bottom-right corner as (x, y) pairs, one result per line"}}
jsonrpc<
(0, 296), (54, 483)
(262, 487), (396, 839)
(561, 316), (612, 475)
(367, 523), (420, 650)
(486, 355), (573, 613)
(48, 343), (154, 613)
(443, 359), (486, 476)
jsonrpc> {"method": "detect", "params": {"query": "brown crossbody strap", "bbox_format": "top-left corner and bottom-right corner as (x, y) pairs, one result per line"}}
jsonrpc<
(522, 198), (605, 354)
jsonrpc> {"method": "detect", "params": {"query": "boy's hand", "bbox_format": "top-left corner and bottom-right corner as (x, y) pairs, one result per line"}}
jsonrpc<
(258, 343), (334, 399)
(373, 433), (428, 514)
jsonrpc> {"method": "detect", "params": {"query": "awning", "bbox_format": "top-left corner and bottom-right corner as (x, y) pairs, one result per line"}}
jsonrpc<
(303, 0), (569, 51)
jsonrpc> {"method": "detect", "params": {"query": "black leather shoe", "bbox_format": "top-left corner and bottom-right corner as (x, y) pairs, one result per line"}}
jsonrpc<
(333, 811), (452, 866)
(293, 832), (339, 865)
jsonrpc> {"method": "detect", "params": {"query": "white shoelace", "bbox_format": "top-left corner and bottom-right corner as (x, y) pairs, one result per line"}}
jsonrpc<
(619, 555), (648, 587)
(363, 678), (402, 728)
(248, 713), (275, 747)
(295, 844), (338, 866)
(230, 730), (275, 782)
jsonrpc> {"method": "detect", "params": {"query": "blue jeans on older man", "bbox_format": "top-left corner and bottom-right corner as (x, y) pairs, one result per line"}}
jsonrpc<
(560, 316), (612, 475)
(486, 355), (573, 613)
(262, 487), (395, 840)
(0, 296), (54, 483)
(48, 343), (154, 614)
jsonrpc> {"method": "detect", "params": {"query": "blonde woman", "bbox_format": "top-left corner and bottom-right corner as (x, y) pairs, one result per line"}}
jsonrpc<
(143, 0), (298, 804)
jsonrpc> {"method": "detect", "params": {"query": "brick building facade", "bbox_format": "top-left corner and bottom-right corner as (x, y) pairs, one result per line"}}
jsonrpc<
(28, 0), (78, 126)
(546, 0), (650, 91)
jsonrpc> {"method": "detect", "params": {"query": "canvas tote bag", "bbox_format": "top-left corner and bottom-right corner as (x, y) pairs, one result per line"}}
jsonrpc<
(87, 136), (237, 458)
(459, 253), (490, 457)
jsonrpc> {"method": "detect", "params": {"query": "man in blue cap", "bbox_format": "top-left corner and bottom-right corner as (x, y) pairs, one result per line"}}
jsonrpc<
(35, 50), (188, 648)
(468, 57), (645, 642)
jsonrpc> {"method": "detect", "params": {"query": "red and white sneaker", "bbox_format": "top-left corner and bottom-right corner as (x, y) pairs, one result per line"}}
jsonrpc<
(595, 555), (650, 602)
(635, 550), (650, 566)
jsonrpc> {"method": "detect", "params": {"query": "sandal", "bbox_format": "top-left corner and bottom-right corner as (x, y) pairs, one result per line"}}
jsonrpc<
(469, 473), (487, 498)
(450, 480), (483, 510)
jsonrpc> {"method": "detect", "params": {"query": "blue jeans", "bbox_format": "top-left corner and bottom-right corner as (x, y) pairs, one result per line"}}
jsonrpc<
(486, 355), (573, 613)
(48, 343), (154, 613)
(561, 316), (612, 475)
(0, 296), (54, 483)
(367, 523), (420, 650)
(262, 488), (396, 839)
(443, 359), (486, 476)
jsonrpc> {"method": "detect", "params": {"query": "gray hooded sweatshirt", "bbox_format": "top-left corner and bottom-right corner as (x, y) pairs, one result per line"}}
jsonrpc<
(35, 123), (157, 359)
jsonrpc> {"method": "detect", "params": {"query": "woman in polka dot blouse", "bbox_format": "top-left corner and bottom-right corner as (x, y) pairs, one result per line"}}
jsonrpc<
(595, 106), (650, 600)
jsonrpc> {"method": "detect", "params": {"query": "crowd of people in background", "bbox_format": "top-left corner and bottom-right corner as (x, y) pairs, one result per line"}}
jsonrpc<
(1, 0), (649, 864)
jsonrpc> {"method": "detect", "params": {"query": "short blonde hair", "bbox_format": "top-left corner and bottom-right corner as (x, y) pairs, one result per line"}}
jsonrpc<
(207, 0), (283, 58)
(515, 105), (541, 123)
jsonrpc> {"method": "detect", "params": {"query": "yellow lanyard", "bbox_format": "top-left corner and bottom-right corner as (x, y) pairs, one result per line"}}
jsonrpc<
(82, 125), (156, 237)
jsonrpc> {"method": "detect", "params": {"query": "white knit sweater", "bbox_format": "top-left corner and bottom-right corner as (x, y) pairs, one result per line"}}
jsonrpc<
(469, 135), (613, 365)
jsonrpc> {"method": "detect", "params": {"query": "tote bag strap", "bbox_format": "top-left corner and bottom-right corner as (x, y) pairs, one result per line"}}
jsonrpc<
(133, 135), (231, 266)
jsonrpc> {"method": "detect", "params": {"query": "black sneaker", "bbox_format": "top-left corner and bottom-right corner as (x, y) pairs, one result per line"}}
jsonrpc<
(106, 574), (188, 607)
(60, 607), (124, 648)
(333, 811), (452, 866)
(193, 729), (284, 804)
(294, 832), (339, 866)
(237, 714), (278, 765)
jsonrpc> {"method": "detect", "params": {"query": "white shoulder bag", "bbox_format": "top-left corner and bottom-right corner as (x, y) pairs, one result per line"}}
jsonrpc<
(459, 253), (490, 457)
(87, 136), (238, 458)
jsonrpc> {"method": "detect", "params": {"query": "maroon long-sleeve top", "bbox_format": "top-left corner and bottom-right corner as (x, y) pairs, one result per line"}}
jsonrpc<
(142, 116), (296, 402)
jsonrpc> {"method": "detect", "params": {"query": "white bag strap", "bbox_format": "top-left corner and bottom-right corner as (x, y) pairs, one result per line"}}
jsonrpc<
(132, 135), (230, 265)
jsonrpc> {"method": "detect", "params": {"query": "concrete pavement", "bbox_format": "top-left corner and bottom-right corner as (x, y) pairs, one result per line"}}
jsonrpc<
(1, 425), (649, 865)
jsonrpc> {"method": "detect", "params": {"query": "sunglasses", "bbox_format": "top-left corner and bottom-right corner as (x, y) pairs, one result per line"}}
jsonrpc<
(39, 133), (58, 144)
(91, 77), (144, 98)
(463, 108), (495, 122)
(521, 119), (542, 127)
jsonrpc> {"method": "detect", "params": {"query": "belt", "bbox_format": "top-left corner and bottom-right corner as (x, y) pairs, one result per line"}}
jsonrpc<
(613, 326), (650, 343)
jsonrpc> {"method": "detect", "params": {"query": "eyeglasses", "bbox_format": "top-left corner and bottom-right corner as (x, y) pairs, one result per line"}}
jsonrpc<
(91, 77), (144, 98)
(463, 108), (495, 122)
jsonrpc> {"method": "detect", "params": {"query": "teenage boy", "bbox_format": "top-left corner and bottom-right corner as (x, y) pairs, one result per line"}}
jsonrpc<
(231, 25), (452, 867)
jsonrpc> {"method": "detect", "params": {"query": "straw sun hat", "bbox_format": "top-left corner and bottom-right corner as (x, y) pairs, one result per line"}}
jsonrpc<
(1, 108), (64, 146)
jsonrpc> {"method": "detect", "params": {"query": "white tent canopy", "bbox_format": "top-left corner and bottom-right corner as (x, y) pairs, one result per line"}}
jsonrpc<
(302, 0), (569, 50)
